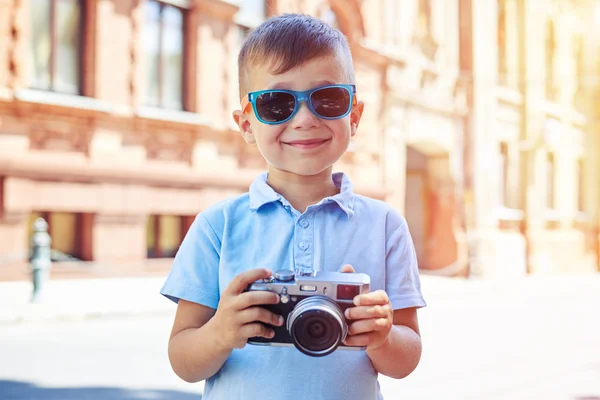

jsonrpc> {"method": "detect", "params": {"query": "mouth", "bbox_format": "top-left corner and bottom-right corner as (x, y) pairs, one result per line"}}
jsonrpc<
(283, 138), (330, 150)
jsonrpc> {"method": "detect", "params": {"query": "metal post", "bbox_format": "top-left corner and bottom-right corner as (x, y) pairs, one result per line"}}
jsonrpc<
(29, 217), (52, 303)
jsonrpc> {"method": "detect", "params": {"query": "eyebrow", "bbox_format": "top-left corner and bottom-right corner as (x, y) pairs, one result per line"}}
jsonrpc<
(266, 79), (337, 90)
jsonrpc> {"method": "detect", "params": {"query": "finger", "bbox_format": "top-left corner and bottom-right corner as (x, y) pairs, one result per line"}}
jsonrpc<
(240, 322), (275, 340)
(345, 305), (390, 320)
(237, 306), (284, 327)
(343, 332), (379, 347)
(235, 290), (280, 310)
(224, 268), (273, 296)
(347, 318), (391, 336)
(340, 264), (355, 273)
(353, 290), (389, 306)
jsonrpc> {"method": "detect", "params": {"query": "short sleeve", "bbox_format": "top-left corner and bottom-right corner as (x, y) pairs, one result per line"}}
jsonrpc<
(160, 214), (221, 309)
(385, 213), (427, 310)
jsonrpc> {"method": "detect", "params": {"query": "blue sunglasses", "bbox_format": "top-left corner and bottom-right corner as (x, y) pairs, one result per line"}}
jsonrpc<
(242, 84), (357, 125)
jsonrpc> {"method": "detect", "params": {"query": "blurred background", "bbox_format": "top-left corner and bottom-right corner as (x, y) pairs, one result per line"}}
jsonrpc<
(0, 0), (599, 399)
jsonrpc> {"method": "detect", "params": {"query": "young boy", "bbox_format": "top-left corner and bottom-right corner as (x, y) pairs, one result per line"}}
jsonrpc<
(161, 13), (426, 400)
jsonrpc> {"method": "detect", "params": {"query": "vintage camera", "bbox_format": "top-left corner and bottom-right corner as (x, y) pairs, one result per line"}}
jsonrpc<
(245, 269), (370, 357)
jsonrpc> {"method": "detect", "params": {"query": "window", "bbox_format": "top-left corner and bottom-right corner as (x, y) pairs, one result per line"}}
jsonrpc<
(28, 211), (93, 261)
(28, 0), (83, 94)
(545, 20), (557, 101)
(415, 0), (437, 60)
(232, 0), (266, 27)
(577, 158), (585, 212)
(146, 215), (193, 258)
(498, 142), (509, 206)
(143, 0), (185, 110)
(497, 0), (521, 89)
(417, 0), (432, 37)
(574, 35), (584, 97)
(546, 152), (556, 209)
(497, 0), (508, 84)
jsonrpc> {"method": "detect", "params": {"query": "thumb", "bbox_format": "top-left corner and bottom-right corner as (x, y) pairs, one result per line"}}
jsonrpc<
(340, 264), (355, 273)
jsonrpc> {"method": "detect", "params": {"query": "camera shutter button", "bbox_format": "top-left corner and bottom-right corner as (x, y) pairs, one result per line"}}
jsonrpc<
(274, 270), (294, 282)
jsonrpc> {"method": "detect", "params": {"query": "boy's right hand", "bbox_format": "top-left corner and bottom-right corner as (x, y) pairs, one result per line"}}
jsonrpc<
(210, 268), (284, 350)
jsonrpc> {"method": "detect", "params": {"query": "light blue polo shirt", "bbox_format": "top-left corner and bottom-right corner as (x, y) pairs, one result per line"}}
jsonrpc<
(161, 172), (426, 400)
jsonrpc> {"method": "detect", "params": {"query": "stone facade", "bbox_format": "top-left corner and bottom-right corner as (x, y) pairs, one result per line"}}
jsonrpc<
(460, 0), (600, 278)
(0, 0), (597, 280)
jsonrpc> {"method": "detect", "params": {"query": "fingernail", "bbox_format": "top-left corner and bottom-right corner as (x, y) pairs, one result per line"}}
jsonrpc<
(353, 297), (360, 306)
(278, 316), (284, 325)
(269, 330), (275, 338)
(344, 309), (350, 318)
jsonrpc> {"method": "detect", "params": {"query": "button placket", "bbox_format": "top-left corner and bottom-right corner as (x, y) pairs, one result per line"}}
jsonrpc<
(294, 212), (314, 273)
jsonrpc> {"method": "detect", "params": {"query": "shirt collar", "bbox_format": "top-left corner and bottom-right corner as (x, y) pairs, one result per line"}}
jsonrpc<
(249, 172), (355, 218)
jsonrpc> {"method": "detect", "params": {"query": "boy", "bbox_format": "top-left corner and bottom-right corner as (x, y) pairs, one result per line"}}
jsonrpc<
(161, 13), (426, 400)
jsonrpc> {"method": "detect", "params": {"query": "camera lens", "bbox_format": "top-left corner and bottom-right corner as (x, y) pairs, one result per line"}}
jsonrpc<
(308, 320), (326, 339)
(287, 296), (347, 357)
(297, 313), (336, 350)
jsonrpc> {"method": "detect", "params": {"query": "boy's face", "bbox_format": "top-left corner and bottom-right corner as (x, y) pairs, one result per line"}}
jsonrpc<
(233, 53), (364, 178)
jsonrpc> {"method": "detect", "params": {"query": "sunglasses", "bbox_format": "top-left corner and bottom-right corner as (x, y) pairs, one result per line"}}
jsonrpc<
(242, 84), (357, 125)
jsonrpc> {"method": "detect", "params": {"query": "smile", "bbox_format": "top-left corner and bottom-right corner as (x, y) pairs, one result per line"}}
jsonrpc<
(283, 138), (330, 150)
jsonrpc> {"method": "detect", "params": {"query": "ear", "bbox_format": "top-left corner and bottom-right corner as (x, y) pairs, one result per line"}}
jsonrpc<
(232, 110), (256, 144)
(350, 100), (364, 137)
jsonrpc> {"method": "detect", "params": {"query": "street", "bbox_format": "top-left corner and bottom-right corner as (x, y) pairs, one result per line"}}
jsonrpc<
(0, 317), (197, 399)
(1, 274), (599, 399)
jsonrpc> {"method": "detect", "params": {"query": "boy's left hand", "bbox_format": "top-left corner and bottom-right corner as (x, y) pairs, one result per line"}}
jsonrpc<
(340, 264), (393, 350)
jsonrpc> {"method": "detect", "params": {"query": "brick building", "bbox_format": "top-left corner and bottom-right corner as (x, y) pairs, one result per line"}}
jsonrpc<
(460, 0), (600, 277)
(0, 0), (597, 280)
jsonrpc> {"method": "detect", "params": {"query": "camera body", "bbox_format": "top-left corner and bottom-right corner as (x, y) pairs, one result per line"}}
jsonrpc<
(246, 269), (370, 357)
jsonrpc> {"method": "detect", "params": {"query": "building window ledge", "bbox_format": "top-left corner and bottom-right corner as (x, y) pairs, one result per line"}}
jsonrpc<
(14, 89), (112, 113)
(544, 208), (561, 230)
(540, 99), (562, 119)
(575, 211), (591, 222)
(495, 85), (523, 106)
(494, 206), (524, 232)
(234, 13), (262, 29)
(493, 206), (524, 222)
(195, 0), (239, 20)
(573, 211), (592, 230)
(135, 106), (214, 128)
(544, 208), (561, 221)
(357, 40), (408, 68)
(160, 0), (191, 8)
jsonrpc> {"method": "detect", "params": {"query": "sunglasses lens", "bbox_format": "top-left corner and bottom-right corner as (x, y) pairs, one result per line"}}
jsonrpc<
(310, 87), (351, 118)
(255, 92), (296, 122)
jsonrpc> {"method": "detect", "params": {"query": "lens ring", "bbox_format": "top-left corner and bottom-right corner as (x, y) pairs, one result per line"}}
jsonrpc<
(287, 296), (347, 357)
(310, 86), (351, 119)
(255, 91), (296, 123)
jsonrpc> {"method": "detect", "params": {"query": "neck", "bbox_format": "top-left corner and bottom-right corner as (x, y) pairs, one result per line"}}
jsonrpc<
(267, 167), (339, 213)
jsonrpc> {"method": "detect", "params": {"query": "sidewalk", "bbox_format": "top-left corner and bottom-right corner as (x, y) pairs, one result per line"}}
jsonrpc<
(2, 272), (599, 325)
(0, 276), (175, 325)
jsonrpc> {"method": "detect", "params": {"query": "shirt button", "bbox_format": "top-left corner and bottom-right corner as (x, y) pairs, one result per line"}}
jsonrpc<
(298, 242), (310, 251)
(298, 219), (309, 228)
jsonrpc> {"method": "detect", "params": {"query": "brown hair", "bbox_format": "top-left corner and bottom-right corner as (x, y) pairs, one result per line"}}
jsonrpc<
(237, 13), (355, 99)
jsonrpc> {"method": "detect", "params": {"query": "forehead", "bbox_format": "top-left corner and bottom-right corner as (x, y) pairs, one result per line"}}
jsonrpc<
(248, 53), (351, 92)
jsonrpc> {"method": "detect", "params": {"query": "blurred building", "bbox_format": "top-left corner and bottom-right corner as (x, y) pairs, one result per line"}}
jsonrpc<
(0, 0), (597, 280)
(0, 0), (466, 279)
(460, 0), (600, 277)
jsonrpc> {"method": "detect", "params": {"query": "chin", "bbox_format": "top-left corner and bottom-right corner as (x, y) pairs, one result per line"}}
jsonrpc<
(279, 165), (332, 177)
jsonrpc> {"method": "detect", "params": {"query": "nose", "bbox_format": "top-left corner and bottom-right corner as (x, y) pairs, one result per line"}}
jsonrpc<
(289, 101), (319, 130)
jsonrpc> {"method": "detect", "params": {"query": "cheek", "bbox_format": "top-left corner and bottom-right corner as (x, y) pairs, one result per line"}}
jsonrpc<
(328, 120), (352, 140)
(253, 126), (284, 149)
